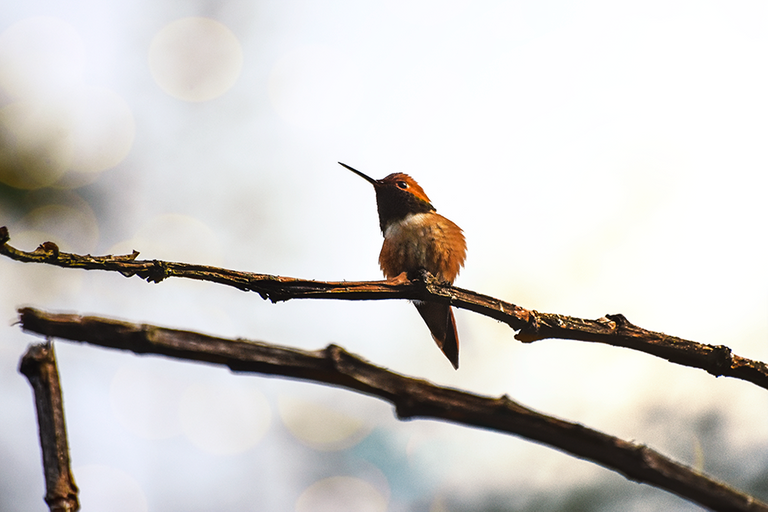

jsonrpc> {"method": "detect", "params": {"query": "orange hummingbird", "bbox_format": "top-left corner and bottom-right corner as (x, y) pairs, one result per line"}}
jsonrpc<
(340, 162), (467, 369)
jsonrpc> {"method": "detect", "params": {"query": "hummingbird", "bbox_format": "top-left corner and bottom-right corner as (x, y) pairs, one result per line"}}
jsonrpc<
(340, 162), (467, 369)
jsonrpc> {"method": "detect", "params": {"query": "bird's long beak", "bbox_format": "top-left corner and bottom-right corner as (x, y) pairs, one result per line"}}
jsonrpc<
(339, 162), (377, 186)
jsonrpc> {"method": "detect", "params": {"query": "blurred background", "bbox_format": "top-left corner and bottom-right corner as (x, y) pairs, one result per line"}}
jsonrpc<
(1, 1), (767, 510)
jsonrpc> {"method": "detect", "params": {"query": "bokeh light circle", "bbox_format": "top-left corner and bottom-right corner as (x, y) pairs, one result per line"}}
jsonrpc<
(64, 86), (135, 174)
(0, 87), (135, 189)
(278, 395), (371, 451)
(0, 100), (72, 188)
(149, 17), (243, 102)
(0, 17), (134, 189)
(18, 202), (99, 252)
(296, 476), (387, 512)
(179, 380), (271, 455)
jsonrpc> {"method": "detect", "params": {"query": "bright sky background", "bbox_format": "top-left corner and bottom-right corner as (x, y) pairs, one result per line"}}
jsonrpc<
(1, 1), (767, 511)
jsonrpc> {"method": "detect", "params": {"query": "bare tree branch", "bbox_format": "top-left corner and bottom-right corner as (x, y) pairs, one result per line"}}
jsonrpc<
(19, 342), (80, 512)
(2, 226), (766, 390)
(17, 307), (768, 512)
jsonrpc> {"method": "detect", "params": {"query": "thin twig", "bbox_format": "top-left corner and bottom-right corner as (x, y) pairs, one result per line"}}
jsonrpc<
(19, 342), (80, 512)
(2, 226), (766, 390)
(17, 307), (768, 512)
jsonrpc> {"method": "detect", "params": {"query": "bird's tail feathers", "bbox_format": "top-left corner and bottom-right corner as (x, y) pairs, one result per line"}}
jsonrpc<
(414, 301), (459, 369)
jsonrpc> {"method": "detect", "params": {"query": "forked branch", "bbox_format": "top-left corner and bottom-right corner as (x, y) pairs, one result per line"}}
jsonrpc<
(2, 226), (766, 390)
(16, 307), (768, 512)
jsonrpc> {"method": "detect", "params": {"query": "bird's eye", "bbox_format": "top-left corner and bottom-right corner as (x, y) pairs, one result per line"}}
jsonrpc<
(396, 181), (408, 189)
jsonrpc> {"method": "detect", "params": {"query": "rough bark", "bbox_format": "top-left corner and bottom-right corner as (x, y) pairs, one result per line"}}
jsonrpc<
(18, 307), (768, 512)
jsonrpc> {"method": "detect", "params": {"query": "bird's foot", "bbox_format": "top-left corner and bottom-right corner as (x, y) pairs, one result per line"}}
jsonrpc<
(385, 271), (411, 286)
